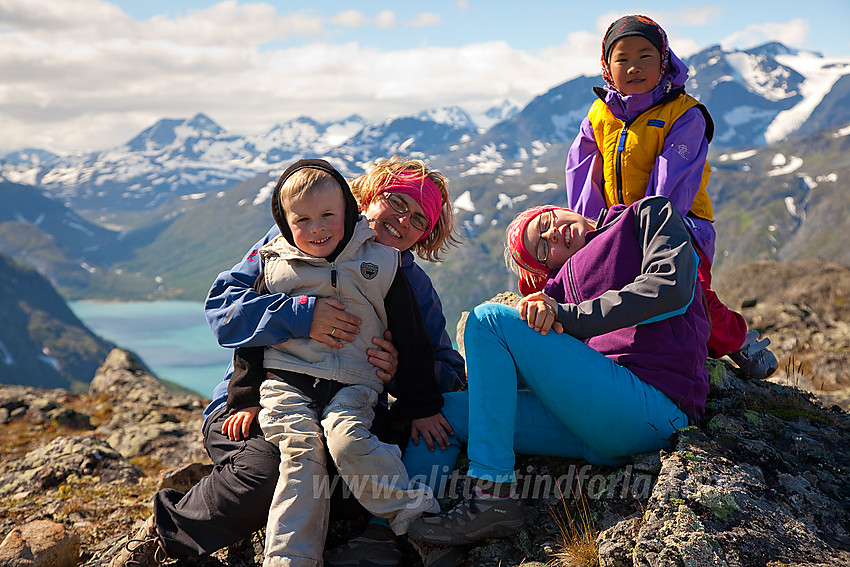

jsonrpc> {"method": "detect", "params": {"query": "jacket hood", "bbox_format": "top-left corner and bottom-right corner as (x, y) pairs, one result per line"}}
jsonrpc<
(598, 48), (690, 120)
(270, 158), (360, 263)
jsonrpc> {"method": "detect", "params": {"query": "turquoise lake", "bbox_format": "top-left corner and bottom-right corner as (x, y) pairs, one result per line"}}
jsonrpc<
(69, 301), (232, 398)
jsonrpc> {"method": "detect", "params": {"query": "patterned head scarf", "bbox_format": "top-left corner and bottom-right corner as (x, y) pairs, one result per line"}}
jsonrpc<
(600, 14), (670, 92)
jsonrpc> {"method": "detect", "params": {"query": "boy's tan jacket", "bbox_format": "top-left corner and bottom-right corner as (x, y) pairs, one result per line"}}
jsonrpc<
(260, 219), (399, 391)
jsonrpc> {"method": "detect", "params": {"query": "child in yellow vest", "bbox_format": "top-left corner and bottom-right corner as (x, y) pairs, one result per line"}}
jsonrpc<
(565, 14), (777, 379)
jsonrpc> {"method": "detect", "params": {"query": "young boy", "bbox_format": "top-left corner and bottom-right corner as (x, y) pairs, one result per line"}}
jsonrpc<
(225, 159), (442, 566)
(564, 14), (777, 379)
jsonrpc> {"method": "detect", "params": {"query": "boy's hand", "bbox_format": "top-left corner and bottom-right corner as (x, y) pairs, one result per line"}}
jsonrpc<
(410, 412), (454, 451)
(518, 292), (564, 335)
(367, 330), (398, 383)
(310, 298), (361, 348)
(223, 406), (260, 441)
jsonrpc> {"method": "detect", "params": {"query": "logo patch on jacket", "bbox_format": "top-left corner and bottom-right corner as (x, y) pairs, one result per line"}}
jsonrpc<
(360, 262), (379, 279)
(647, 119), (665, 128)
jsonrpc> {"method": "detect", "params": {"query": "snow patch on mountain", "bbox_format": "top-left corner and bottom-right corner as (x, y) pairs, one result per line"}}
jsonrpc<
(415, 106), (474, 128)
(496, 193), (529, 210)
(454, 190), (475, 212)
(529, 182), (558, 193)
(460, 144), (505, 177)
(834, 124), (850, 138)
(725, 52), (797, 101)
(718, 149), (758, 161)
(470, 99), (520, 130)
(4, 168), (39, 185)
(768, 154), (804, 176)
(253, 179), (276, 206)
(765, 53), (850, 143)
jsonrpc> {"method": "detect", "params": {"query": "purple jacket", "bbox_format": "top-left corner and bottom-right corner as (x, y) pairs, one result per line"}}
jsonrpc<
(565, 49), (717, 260)
(544, 197), (711, 421)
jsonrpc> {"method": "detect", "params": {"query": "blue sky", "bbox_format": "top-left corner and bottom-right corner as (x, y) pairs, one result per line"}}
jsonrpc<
(2, 0), (849, 154)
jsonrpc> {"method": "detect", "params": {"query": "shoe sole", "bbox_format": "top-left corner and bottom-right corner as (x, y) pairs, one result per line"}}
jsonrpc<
(408, 516), (527, 545)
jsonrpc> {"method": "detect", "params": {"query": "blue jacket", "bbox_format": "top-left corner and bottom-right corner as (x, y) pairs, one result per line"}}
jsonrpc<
(202, 225), (466, 424)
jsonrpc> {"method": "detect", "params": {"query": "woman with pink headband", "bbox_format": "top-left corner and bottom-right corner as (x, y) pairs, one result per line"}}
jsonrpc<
(404, 196), (710, 556)
(113, 156), (465, 567)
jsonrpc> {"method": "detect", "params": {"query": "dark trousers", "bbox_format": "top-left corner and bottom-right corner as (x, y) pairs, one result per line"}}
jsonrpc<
(152, 406), (281, 557)
(152, 402), (405, 558)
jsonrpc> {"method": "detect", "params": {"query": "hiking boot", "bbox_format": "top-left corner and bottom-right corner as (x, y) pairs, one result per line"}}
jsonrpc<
(324, 523), (401, 567)
(408, 539), (467, 567)
(407, 496), (528, 546)
(729, 330), (778, 380)
(110, 515), (168, 567)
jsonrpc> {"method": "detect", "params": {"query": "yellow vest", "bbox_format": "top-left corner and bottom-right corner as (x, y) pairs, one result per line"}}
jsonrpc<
(588, 93), (714, 221)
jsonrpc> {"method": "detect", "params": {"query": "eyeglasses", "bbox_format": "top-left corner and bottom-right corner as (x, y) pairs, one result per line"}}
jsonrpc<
(382, 193), (430, 232)
(536, 209), (554, 268)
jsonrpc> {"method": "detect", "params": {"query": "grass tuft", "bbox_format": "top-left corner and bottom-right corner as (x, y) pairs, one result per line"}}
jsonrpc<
(548, 482), (599, 567)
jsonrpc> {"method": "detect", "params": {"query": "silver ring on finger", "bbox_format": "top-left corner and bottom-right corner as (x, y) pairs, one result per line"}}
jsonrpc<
(330, 328), (336, 337)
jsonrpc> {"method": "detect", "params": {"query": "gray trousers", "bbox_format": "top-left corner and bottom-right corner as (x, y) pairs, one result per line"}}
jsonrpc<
(259, 379), (438, 567)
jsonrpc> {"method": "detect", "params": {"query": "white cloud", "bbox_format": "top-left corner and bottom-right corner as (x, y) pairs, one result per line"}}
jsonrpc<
(0, 0), (594, 154)
(722, 18), (810, 52)
(332, 10), (369, 28)
(407, 12), (441, 28)
(663, 7), (725, 27)
(375, 10), (396, 29)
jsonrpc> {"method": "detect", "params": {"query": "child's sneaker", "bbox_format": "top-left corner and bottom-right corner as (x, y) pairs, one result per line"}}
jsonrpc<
(324, 523), (401, 567)
(729, 330), (778, 380)
(408, 539), (467, 567)
(407, 495), (528, 546)
(109, 515), (168, 567)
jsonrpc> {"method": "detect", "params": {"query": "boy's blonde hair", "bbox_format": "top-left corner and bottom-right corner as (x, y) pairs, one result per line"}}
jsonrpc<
(277, 168), (339, 208)
(351, 156), (459, 262)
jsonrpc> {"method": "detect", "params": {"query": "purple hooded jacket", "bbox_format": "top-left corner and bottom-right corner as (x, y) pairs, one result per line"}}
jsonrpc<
(544, 196), (711, 421)
(565, 49), (718, 261)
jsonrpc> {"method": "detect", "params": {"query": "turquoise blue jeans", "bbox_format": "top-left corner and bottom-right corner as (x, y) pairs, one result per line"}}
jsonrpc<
(403, 303), (690, 492)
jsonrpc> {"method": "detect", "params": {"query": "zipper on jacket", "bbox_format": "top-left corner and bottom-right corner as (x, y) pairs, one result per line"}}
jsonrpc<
(329, 261), (340, 381)
(611, 89), (685, 206)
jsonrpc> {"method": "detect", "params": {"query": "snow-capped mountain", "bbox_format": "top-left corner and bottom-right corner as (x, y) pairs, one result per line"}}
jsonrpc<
(331, 106), (478, 166)
(685, 42), (850, 146)
(0, 107), (476, 213)
(468, 99), (521, 130)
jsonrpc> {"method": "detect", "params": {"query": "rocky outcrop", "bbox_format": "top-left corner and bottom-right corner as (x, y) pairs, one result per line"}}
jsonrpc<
(0, 434), (143, 499)
(621, 361), (850, 566)
(0, 348), (211, 566)
(89, 349), (209, 469)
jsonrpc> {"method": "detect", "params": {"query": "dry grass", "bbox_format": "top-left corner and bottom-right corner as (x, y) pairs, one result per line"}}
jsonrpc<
(548, 483), (599, 567)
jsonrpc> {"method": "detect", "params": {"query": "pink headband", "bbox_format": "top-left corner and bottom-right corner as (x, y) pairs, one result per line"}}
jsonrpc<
(382, 173), (442, 241)
(506, 206), (574, 295)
